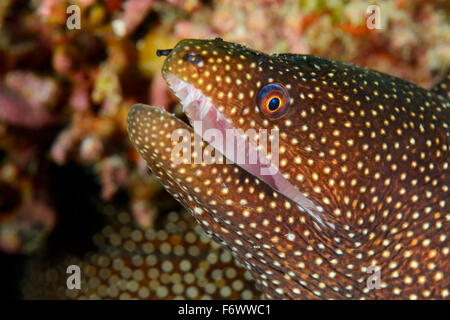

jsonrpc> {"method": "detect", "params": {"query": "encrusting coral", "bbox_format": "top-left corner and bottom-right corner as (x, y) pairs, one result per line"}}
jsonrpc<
(0, 0), (448, 299)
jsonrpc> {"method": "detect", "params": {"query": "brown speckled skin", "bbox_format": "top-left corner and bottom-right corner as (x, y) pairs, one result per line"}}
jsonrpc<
(128, 38), (449, 299)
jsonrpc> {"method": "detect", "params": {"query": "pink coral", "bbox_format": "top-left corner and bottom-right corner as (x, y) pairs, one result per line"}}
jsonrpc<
(0, 199), (56, 254)
(1, 0), (448, 258)
(36, 0), (60, 19)
(97, 155), (128, 200)
(149, 72), (171, 109)
(4, 71), (59, 109)
(114, 0), (153, 36)
(0, 84), (53, 129)
(50, 125), (80, 165)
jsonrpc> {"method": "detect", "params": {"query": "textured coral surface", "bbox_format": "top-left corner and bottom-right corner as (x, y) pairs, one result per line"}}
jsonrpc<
(1, 0), (448, 299)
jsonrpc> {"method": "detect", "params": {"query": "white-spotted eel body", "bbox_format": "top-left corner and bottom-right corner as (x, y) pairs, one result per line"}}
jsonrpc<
(127, 38), (449, 299)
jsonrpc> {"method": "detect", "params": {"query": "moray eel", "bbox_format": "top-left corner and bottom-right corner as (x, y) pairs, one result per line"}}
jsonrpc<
(127, 38), (449, 299)
(23, 209), (261, 299)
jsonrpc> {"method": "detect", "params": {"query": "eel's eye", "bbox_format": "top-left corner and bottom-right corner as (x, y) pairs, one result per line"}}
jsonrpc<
(257, 83), (289, 118)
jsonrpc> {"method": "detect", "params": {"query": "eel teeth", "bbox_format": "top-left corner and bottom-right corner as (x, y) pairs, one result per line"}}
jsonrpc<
(199, 99), (212, 120)
(182, 90), (196, 112)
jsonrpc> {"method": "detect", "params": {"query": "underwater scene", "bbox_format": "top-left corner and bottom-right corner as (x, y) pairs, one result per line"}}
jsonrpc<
(1, 0), (449, 300)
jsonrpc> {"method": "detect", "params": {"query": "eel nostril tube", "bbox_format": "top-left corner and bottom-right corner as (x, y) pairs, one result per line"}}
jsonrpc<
(156, 49), (172, 57)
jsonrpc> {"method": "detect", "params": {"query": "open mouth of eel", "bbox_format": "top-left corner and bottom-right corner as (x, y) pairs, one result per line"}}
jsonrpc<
(163, 73), (329, 228)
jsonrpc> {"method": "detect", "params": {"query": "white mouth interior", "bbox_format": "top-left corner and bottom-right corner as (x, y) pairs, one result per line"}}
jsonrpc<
(165, 74), (331, 229)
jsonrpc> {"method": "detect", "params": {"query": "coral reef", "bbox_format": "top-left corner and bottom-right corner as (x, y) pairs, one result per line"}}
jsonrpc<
(0, 0), (448, 299)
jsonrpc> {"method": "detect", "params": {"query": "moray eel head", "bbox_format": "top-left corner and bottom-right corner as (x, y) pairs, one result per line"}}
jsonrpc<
(160, 38), (332, 227)
(128, 38), (449, 300)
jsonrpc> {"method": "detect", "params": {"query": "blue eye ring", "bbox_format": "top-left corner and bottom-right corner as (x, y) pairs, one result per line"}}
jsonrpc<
(257, 83), (290, 118)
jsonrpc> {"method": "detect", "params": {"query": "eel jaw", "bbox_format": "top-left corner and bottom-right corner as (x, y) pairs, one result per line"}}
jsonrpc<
(164, 74), (332, 229)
